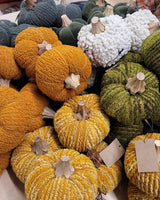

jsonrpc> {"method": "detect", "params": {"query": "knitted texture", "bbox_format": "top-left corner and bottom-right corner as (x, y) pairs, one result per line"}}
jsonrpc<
(78, 15), (132, 67)
(36, 45), (92, 101)
(0, 151), (11, 175)
(25, 149), (98, 200)
(18, 0), (58, 27)
(11, 126), (61, 183)
(56, 4), (82, 27)
(100, 62), (160, 125)
(0, 46), (23, 80)
(124, 133), (160, 197)
(92, 141), (122, 193)
(125, 9), (159, 52)
(141, 29), (160, 79)
(54, 94), (110, 152)
(128, 182), (156, 200)
(106, 121), (144, 148)
(10, 24), (37, 47)
(153, 102), (160, 128)
(14, 27), (62, 82)
(121, 51), (144, 64)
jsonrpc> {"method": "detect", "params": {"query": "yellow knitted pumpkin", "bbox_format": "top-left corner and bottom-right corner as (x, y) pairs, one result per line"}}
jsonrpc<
(125, 133), (160, 198)
(128, 182), (155, 200)
(14, 27), (62, 82)
(35, 45), (92, 101)
(11, 126), (61, 183)
(54, 94), (110, 152)
(25, 149), (98, 200)
(0, 46), (23, 80)
(87, 141), (122, 194)
(0, 151), (11, 175)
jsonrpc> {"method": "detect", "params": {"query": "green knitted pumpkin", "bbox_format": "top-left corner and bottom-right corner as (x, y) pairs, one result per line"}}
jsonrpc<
(121, 52), (144, 64)
(113, 2), (138, 18)
(141, 30), (160, 79)
(106, 120), (144, 148)
(100, 62), (160, 125)
(52, 15), (87, 46)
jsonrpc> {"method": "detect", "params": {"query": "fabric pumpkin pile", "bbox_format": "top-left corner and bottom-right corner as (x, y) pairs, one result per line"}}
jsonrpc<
(0, 0), (160, 199)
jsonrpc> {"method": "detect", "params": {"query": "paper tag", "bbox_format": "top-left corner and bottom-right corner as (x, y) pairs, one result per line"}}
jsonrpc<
(135, 139), (159, 173)
(99, 138), (125, 167)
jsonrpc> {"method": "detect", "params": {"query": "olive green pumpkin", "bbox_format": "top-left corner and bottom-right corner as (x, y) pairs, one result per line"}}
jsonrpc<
(121, 52), (144, 64)
(141, 29), (160, 79)
(100, 62), (160, 125)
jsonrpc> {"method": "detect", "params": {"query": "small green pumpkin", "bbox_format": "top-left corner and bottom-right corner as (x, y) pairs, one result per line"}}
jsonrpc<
(120, 51), (144, 64)
(100, 62), (160, 125)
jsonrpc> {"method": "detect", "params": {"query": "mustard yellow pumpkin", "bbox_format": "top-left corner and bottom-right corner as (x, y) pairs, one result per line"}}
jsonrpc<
(11, 126), (61, 183)
(25, 149), (98, 200)
(54, 94), (110, 152)
(14, 27), (62, 82)
(0, 151), (11, 175)
(36, 45), (92, 101)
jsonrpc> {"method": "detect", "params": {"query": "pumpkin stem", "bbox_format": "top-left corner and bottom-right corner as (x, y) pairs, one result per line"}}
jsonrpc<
(53, 156), (74, 178)
(0, 79), (10, 87)
(38, 41), (52, 56)
(91, 17), (105, 35)
(25, 0), (37, 10)
(42, 106), (55, 119)
(73, 100), (90, 121)
(60, 0), (68, 6)
(65, 73), (80, 90)
(87, 149), (103, 168)
(127, 0), (136, 8)
(61, 15), (72, 27)
(96, 0), (105, 8)
(125, 72), (146, 95)
(148, 21), (160, 34)
(31, 136), (49, 156)
(103, 5), (113, 16)
(155, 140), (160, 163)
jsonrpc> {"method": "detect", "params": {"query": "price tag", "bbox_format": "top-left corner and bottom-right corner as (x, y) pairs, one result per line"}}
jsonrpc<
(99, 138), (125, 167)
(135, 139), (159, 173)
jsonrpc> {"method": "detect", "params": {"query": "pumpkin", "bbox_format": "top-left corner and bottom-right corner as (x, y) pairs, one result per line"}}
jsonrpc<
(35, 45), (92, 101)
(0, 46), (23, 80)
(54, 94), (110, 152)
(128, 182), (155, 200)
(87, 141), (122, 194)
(78, 15), (132, 67)
(100, 62), (160, 125)
(52, 15), (87, 46)
(25, 149), (98, 200)
(55, 3), (82, 27)
(121, 51), (144, 64)
(124, 133), (160, 197)
(11, 126), (61, 183)
(106, 120), (144, 148)
(113, 2), (138, 18)
(14, 27), (62, 82)
(0, 151), (11, 175)
(71, 1), (86, 10)
(17, 0), (58, 27)
(82, 0), (107, 20)
(125, 9), (159, 52)
(141, 29), (160, 79)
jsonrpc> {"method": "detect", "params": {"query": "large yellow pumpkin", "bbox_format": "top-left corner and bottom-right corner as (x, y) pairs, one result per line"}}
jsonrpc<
(11, 126), (61, 183)
(25, 149), (98, 200)
(36, 45), (92, 101)
(87, 141), (122, 194)
(14, 27), (62, 82)
(54, 94), (110, 152)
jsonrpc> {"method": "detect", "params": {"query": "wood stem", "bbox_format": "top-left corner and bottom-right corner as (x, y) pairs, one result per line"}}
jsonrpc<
(96, 0), (105, 8)
(87, 149), (103, 168)
(91, 17), (105, 35)
(103, 5), (113, 16)
(25, 0), (37, 10)
(61, 15), (72, 27)
(0, 79), (10, 87)
(42, 106), (55, 119)
(73, 100), (90, 121)
(65, 73), (80, 90)
(38, 41), (52, 55)
(31, 136), (49, 155)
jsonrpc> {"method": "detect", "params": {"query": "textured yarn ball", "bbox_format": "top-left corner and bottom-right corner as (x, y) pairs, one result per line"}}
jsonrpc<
(100, 62), (160, 125)
(0, 151), (11, 175)
(54, 94), (110, 152)
(11, 126), (61, 183)
(25, 149), (98, 200)
(0, 46), (23, 80)
(18, 0), (58, 27)
(125, 133), (160, 197)
(141, 29), (160, 79)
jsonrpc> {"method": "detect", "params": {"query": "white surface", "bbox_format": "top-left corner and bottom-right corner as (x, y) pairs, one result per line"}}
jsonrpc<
(0, 11), (19, 23)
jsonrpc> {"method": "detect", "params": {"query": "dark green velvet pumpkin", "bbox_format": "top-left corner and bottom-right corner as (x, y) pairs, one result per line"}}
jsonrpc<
(100, 62), (160, 125)
(141, 30), (160, 79)
(113, 2), (138, 18)
(87, 7), (105, 23)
